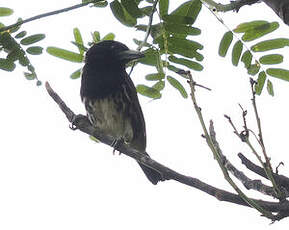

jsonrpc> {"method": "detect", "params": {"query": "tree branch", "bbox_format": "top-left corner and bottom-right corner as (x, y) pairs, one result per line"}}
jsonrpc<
(0, 0), (102, 33)
(187, 73), (275, 219)
(263, 0), (289, 25)
(209, 120), (281, 199)
(238, 153), (289, 194)
(45, 81), (289, 221)
(202, 0), (289, 26)
(201, 0), (259, 12)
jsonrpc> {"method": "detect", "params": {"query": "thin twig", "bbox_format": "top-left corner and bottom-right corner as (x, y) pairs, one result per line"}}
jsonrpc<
(250, 78), (283, 199)
(187, 73), (275, 220)
(209, 121), (279, 198)
(239, 153), (289, 196)
(250, 79), (267, 156)
(137, 0), (159, 51)
(129, 0), (159, 76)
(225, 113), (283, 198)
(0, 0), (101, 33)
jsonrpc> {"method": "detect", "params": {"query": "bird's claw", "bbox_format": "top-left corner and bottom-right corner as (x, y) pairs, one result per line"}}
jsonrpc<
(111, 138), (124, 155)
(70, 114), (87, 130)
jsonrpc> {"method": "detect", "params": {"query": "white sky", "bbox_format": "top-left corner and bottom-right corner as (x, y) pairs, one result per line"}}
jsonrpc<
(1, 0), (289, 229)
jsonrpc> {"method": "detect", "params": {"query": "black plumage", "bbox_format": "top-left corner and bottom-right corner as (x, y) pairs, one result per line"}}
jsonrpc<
(80, 40), (163, 185)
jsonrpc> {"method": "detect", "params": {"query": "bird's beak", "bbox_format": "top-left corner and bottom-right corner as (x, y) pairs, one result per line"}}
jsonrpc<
(117, 49), (145, 62)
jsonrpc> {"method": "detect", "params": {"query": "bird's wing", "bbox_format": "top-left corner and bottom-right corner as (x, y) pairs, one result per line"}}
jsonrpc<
(123, 73), (147, 152)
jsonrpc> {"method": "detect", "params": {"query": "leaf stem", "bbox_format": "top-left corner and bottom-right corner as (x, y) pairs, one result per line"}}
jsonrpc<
(0, 0), (101, 33)
(137, 0), (159, 51)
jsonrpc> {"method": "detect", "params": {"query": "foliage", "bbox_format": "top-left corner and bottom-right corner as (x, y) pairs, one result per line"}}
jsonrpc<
(219, 20), (289, 96)
(0, 9), (45, 84)
(46, 29), (116, 80)
(1, 1), (289, 98)
(47, 0), (204, 99)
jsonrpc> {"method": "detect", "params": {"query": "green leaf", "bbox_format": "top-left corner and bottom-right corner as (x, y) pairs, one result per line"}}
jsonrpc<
(92, 31), (100, 42)
(251, 38), (289, 52)
(121, 0), (143, 18)
(110, 0), (137, 27)
(167, 44), (203, 61)
(241, 50), (252, 69)
(46, 47), (83, 63)
(0, 7), (13, 17)
(242, 22), (279, 42)
(136, 84), (161, 99)
(152, 81), (165, 91)
(139, 48), (159, 66)
(9, 18), (22, 33)
(219, 31), (233, 57)
(24, 72), (36, 80)
(140, 6), (153, 16)
(89, 135), (100, 143)
(266, 68), (289, 82)
(162, 37), (203, 61)
(73, 28), (84, 55)
(167, 75), (188, 98)
(36, 80), (42, 86)
(167, 64), (185, 75)
(70, 68), (82, 79)
(133, 38), (150, 47)
(170, 0), (201, 25)
(0, 32), (19, 50)
(162, 15), (194, 25)
(26, 46), (43, 55)
(20, 34), (45, 45)
(159, 0), (169, 18)
(93, 1), (108, 7)
(234, 20), (268, 33)
(156, 51), (164, 74)
(102, 32), (115, 41)
(0, 58), (16, 71)
(232, 40), (243, 66)
(168, 55), (203, 71)
(6, 47), (27, 65)
(71, 41), (88, 52)
(15, 31), (27, 39)
(266, 79), (274, 96)
(247, 64), (260, 76)
(135, 24), (147, 32)
(259, 54), (283, 65)
(164, 23), (201, 36)
(145, 73), (165, 81)
(255, 71), (266, 95)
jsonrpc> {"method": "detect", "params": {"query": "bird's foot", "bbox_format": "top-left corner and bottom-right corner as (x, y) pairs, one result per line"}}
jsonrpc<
(111, 138), (125, 155)
(70, 114), (87, 130)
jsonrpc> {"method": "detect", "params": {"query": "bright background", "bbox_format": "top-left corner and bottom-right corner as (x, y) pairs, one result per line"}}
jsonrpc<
(1, 0), (289, 229)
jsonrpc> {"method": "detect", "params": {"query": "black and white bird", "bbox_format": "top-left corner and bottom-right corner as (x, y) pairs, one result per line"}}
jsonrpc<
(80, 40), (163, 185)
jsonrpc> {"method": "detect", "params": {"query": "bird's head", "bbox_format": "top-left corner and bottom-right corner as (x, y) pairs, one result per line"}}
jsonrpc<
(85, 40), (144, 68)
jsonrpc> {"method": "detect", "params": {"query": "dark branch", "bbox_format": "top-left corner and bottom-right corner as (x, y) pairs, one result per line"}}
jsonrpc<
(238, 153), (289, 195)
(45, 81), (289, 221)
(263, 0), (289, 26)
(209, 120), (279, 198)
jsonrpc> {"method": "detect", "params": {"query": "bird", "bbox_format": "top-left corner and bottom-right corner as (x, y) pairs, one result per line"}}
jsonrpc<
(80, 40), (164, 185)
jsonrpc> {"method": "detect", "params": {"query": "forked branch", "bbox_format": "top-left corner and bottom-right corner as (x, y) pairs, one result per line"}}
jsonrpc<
(46, 81), (289, 221)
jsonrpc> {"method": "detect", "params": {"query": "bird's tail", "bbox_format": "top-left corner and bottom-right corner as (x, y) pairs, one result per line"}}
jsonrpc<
(137, 153), (164, 185)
